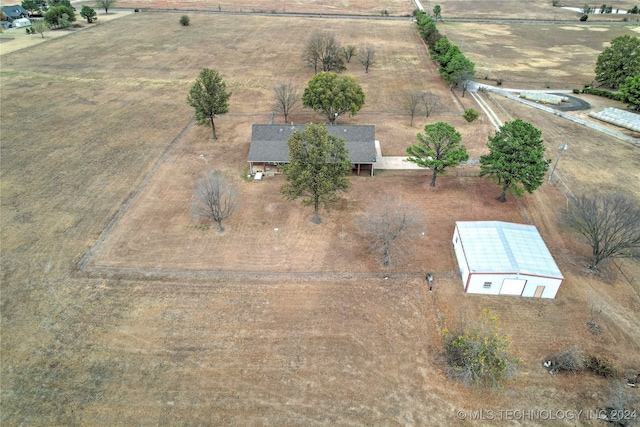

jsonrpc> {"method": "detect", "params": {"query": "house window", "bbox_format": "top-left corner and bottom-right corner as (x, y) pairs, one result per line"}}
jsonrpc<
(455, 237), (458, 244)
(483, 282), (492, 288)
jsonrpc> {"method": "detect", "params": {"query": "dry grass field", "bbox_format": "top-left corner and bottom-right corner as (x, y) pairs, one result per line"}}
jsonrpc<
(1, 6), (639, 427)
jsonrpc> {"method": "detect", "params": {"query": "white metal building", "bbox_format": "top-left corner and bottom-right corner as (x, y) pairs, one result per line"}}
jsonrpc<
(452, 221), (564, 299)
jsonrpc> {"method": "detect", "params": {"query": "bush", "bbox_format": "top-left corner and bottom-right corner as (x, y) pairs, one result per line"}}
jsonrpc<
(547, 346), (584, 374)
(180, 15), (189, 26)
(573, 88), (581, 94)
(463, 108), (480, 123)
(580, 14), (589, 21)
(582, 87), (624, 101)
(442, 310), (520, 388)
(584, 354), (618, 378)
(134, 8), (139, 12)
(496, 78), (503, 86)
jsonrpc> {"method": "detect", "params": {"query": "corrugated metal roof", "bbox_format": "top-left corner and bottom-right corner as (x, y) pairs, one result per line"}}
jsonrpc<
(248, 124), (377, 164)
(456, 221), (563, 279)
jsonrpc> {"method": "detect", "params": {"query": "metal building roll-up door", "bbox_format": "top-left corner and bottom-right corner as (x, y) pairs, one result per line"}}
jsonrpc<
(500, 279), (526, 296)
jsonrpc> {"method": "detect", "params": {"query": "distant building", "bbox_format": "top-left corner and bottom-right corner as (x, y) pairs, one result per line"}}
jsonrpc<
(453, 221), (564, 299)
(248, 124), (377, 176)
(1, 5), (29, 22)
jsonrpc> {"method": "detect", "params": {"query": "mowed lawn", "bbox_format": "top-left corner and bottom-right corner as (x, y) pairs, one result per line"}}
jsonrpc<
(2, 11), (640, 426)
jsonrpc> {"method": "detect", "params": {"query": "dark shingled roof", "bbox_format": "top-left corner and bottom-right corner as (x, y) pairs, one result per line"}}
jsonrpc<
(248, 124), (377, 164)
(1, 5), (28, 19)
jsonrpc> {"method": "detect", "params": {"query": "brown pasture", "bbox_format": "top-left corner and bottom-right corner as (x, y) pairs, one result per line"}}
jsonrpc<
(1, 9), (639, 427)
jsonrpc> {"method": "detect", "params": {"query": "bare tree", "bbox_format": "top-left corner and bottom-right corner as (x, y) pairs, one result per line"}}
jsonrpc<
(599, 381), (640, 425)
(359, 45), (376, 73)
(587, 294), (607, 335)
(404, 90), (423, 126)
(454, 69), (475, 97)
(342, 45), (357, 63)
(272, 81), (299, 124)
(563, 192), (640, 270)
(357, 196), (421, 266)
(422, 92), (441, 117)
(95, 0), (117, 13)
(191, 170), (239, 232)
(303, 33), (345, 74)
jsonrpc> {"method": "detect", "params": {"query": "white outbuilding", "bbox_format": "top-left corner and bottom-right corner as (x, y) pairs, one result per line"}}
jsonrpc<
(452, 221), (563, 299)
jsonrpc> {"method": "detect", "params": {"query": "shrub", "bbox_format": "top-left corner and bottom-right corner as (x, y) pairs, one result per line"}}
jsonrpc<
(573, 88), (581, 94)
(496, 78), (503, 86)
(580, 14), (589, 21)
(463, 108), (480, 123)
(547, 346), (584, 374)
(584, 354), (618, 378)
(582, 87), (624, 101)
(180, 15), (189, 26)
(442, 310), (520, 388)
(134, 8), (139, 12)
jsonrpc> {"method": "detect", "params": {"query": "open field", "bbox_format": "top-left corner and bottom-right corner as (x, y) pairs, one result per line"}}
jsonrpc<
(1, 10), (639, 426)
(440, 22), (640, 89)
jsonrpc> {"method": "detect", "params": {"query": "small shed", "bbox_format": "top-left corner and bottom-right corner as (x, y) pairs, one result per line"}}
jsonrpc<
(247, 124), (377, 176)
(452, 221), (563, 299)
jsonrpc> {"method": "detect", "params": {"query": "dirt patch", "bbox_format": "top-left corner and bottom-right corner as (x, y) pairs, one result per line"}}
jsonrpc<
(87, 116), (523, 275)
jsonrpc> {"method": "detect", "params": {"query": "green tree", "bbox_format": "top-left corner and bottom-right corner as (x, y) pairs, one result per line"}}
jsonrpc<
(47, 0), (71, 8)
(595, 34), (640, 88)
(31, 18), (50, 37)
(431, 37), (455, 63)
(95, 0), (117, 14)
(302, 72), (365, 125)
(179, 15), (189, 26)
(433, 4), (442, 21)
(442, 310), (520, 388)
(21, 0), (42, 15)
(43, 4), (75, 28)
(619, 74), (640, 110)
(479, 119), (550, 202)
(443, 53), (475, 88)
(187, 68), (231, 140)
(407, 122), (468, 187)
(80, 5), (96, 22)
(280, 124), (352, 224)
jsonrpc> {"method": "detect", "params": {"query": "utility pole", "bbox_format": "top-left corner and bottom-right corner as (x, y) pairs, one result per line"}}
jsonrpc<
(548, 141), (568, 184)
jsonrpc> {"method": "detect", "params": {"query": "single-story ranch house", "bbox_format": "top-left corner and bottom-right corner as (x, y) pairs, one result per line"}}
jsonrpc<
(452, 221), (564, 299)
(1, 5), (29, 22)
(248, 124), (377, 177)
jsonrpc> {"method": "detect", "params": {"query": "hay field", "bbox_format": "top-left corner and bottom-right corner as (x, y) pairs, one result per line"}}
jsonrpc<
(2, 11), (639, 427)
